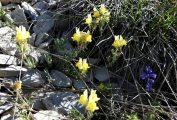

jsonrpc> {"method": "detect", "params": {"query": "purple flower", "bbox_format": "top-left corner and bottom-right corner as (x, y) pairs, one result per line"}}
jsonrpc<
(146, 79), (154, 91)
(140, 66), (157, 79)
(141, 66), (157, 91)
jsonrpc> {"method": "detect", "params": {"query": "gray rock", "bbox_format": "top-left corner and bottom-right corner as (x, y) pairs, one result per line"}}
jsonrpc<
(1, 114), (19, 120)
(21, 69), (46, 87)
(0, 92), (11, 106)
(10, 5), (29, 29)
(0, 26), (15, 35)
(0, 26), (17, 56)
(0, 102), (13, 114)
(42, 92), (85, 115)
(85, 70), (94, 82)
(33, 12), (55, 34)
(32, 93), (46, 110)
(28, 33), (36, 46)
(73, 79), (86, 90)
(9, 0), (31, 4)
(0, 54), (19, 65)
(38, 37), (53, 49)
(21, 1), (38, 20)
(2, 77), (17, 88)
(33, 110), (68, 120)
(2, 3), (18, 10)
(29, 48), (44, 63)
(35, 32), (49, 46)
(0, 43), (18, 56)
(88, 58), (100, 65)
(50, 70), (72, 87)
(94, 66), (112, 82)
(48, 0), (57, 8)
(0, 65), (27, 77)
(33, 1), (48, 14)
(56, 41), (74, 55)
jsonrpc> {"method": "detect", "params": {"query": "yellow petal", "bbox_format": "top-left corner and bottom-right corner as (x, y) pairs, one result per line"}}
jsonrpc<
(112, 35), (127, 49)
(78, 89), (88, 106)
(89, 89), (100, 102)
(15, 26), (30, 43)
(86, 101), (99, 112)
(82, 59), (90, 72)
(72, 28), (81, 42)
(76, 58), (83, 70)
(93, 11), (100, 18)
(100, 4), (107, 14)
(85, 13), (92, 25)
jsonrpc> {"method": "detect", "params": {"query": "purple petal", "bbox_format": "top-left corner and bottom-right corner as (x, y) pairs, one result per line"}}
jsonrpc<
(140, 72), (148, 79)
(148, 79), (154, 84)
(146, 82), (152, 91)
(146, 79), (154, 91)
(146, 66), (152, 73)
(150, 74), (157, 79)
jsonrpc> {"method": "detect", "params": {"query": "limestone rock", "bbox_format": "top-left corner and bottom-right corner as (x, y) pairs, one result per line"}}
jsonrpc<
(73, 79), (86, 90)
(21, 1), (38, 20)
(0, 102), (13, 114)
(33, 12), (54, 34)
(94, 65), (112, 82)
(50, 70), (72, 87)
(10, 5), (29, 29)
(42, 92), (85, 115)
(33, 110), (68, 120)
(35, 32), (49, 46)
(32, 92), (46, 110)
(33, 1), (48, 14)
(1, 114), (19, 120)
(38, 37), (53, 49)
(28, 33), (36, 46)
(0, 65), (27, 77)
(0, 54), (19, 65)
(0, 92), (11, 106)
(21, 69), (46, 87)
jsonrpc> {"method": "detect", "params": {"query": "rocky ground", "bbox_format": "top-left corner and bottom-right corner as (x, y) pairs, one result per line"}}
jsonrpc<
(0, 0), (122, 119)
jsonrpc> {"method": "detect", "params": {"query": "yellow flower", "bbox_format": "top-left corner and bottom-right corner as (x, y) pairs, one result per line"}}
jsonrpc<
(98, 83), (104, 90)
(78, 89), (100, 113)
(76, 58), (90, 74)
(93, 7), (100, 18)
(72, 28), (92, 43)
(15, 26), (30, 43)
(80, 31), (92, 43)
(100, 4), (107, 15)
(93, 4), (110, 19)
(72, 27), (81, 42)
(85, 13), (92, 26)
(11, 80), (22, 92)
(112, 35), (127, 49)
(86, 101), (99, 112)
(89, 89), (100, 102)
(78, 89), (88, 106)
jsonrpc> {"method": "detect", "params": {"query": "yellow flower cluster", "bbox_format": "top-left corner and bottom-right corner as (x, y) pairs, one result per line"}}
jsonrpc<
(72, 28), (92, 49)
(15, 26), (30, 54)
(79, 89), (100, 112)
(85, 4), (110, 31)
(112, 35), (127, 49)
(11, 80), (22, 92)
(93, 4), (110, 21)
(76, 58), (90, 75)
